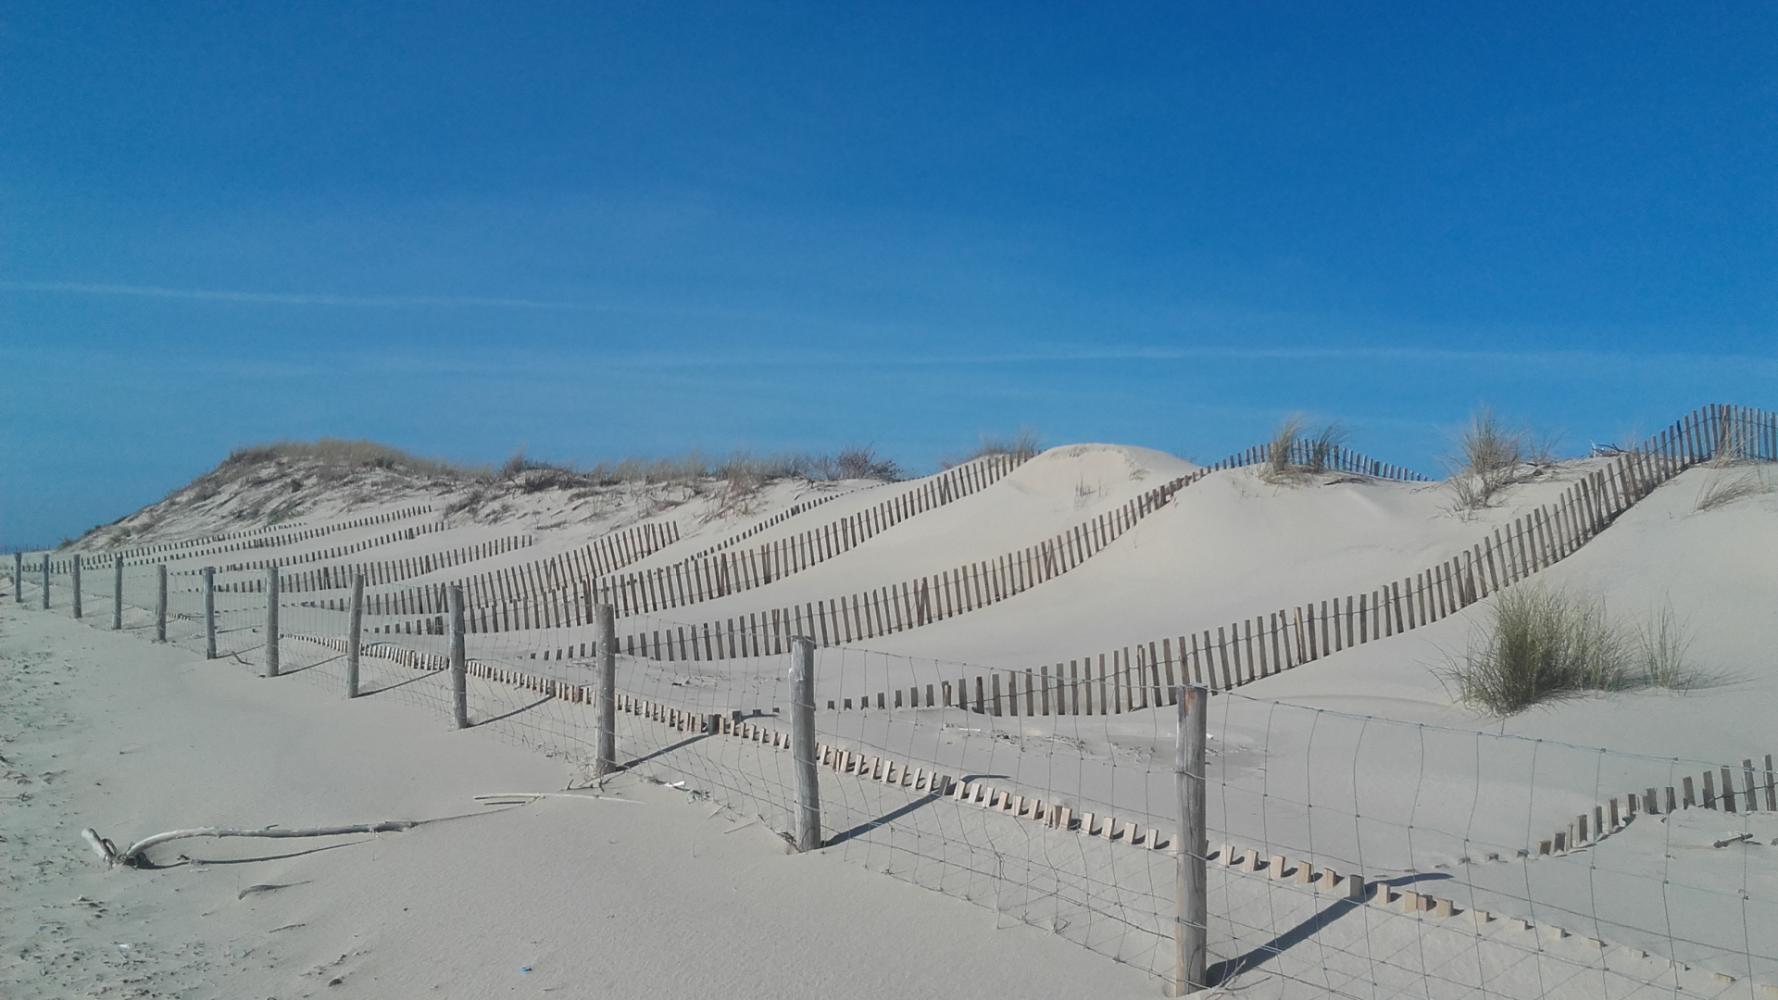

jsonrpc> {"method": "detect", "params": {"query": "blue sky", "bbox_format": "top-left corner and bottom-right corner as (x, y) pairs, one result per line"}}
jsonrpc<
(3, 3), (1774, 548)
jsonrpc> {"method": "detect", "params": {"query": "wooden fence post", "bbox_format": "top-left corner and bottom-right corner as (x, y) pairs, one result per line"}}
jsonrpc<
(42, 555), (50, 610)
(346, 573), (364, 697)
(12, 552), (20, 604)
(203, 567), (216, 659)
(71, 559), (82, 619)
(792, 635), (822, 852)
(112, 555), (123, 630)
(1170, 684), (1209, 996)
(154, 564), (167, 641)
(449, 583), (467, 728)
(264, 567), (280, 677)
(595, 603), (618, 775)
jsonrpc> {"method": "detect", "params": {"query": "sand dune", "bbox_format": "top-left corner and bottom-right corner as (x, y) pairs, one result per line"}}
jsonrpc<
(13, 403), (1778, 997)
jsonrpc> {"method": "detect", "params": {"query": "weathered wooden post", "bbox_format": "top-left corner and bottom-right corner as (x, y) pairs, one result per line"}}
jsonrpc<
(264, 567), (280, 677)
(111, 555), (123, 629)
(791, 635), (821, 851)
(202, 567), (216, 659)
(1167, 684), (1209, 996)
(41, 555), (51, 609)
(594, 602), (617, 775)
(71, 558), (83, 619)
(154, 564), (167, 641)
(12, 552), (21, 604)
(449, 583), (468, 729)
(346, 572), (364, 698)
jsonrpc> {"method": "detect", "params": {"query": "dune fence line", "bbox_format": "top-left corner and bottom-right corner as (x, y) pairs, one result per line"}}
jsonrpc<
(47, 503), (435, 572)
(12, 524), (1778, 999)
(682, 481), (870, 560)
(343, 451), (1033, 636)
(449, 441), (1425, 661)
(826, 402), (1777, 716)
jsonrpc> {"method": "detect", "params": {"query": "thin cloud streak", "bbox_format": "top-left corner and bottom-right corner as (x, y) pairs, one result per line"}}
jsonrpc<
(0, 280), (607, 312)
(385, 344), (1775, 376)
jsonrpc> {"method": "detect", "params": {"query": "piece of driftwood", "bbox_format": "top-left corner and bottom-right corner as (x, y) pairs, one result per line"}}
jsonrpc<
(81, 821), (416, 868)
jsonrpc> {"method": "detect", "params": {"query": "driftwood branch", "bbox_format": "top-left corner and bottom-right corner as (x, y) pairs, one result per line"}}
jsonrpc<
(81, 821), (416, 868)
(81, 790), (638, 869)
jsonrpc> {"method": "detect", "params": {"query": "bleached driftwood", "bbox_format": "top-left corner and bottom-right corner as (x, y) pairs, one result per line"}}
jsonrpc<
(81, 791), (639, 869)
(471, 792), (639, 805)
(80, 820), (416, 868)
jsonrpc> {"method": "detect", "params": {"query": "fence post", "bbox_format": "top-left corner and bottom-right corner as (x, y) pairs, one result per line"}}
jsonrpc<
(449, 583), (468, 729)
(155, 564), (167, 641)
(346, 572), (364, 698)
(112, 556), (123, 630)
(595, 602), (617, 775)
(203, 567), (217, 659)
(12, 552), (20, 604)
(264, 567), (280, 677)
(791, 635), (821, 851)
(72, 559), (83, 619)
(1169, 684), (1209, 996)
(42, 555), (50, 610)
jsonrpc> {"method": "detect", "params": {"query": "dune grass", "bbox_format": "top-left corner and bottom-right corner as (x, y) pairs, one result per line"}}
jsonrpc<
(1695, 467), (1772, 511)
(1448, 585), (1705, 714)
(1262, 415), (1345, 483)
(226, 439), (910, 490)
(224, 439), (481, 479)
(941, 428), (1043, 469)
(1445, 407), (1553, 512)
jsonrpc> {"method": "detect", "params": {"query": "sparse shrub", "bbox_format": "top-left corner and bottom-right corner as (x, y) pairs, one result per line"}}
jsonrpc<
(833, 446), (902, 481)
(224, 438), (482, 479)
(940, 428), (1042, 469)
(1448, 586), (1707, 714)
(445, 488), (490, 517)
(499, 449), (533, 480)
(1445, 408), (1545, 513)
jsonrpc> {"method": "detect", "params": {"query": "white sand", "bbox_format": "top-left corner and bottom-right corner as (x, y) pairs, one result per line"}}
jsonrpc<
(0, 603), (1161, 999)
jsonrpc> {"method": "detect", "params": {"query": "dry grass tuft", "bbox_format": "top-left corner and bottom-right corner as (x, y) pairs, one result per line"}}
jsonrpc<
(1262, 415), (1345, 483)
(1445, 408), (1550, 513)
(1695, 467), (1772, 511)
(941, 428), (1042, 469)
(224, 439), (481, 479)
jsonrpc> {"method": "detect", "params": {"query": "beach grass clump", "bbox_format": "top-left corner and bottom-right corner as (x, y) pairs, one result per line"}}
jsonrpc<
(1262, 415), (1345, 483)
(1449, 586), (1703, 714)
(1445, 408), (1549, 512)
(224, 439), (481, 479)
(1635, 602), (1698, 691)
(941, 428), (1042, 469)
(1695, 468), (1772, 511)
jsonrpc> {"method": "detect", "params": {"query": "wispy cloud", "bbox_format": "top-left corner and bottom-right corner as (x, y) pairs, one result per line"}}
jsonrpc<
(355, 343), (1776, 376)
(0, 280), (607, 311)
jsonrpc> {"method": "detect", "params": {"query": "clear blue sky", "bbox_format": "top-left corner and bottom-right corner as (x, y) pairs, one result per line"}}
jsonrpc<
(3, 3), (1774, 548)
